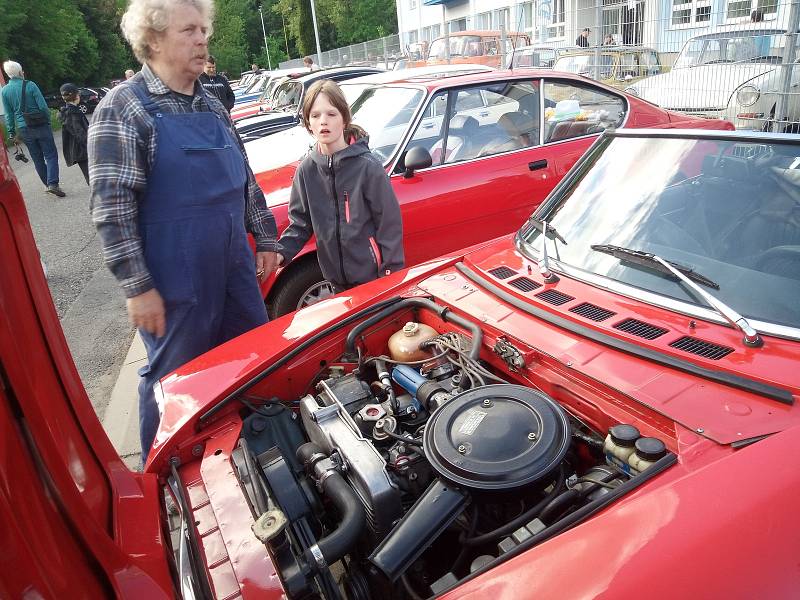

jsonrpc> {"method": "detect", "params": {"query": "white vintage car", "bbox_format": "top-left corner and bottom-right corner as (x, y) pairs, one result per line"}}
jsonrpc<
(626, 25), (800, 131)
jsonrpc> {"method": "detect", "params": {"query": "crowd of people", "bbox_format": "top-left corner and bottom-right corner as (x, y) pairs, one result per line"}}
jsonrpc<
(3, 0), (404, 463)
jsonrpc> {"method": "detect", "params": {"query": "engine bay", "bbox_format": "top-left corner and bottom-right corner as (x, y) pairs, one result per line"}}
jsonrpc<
(203, 298), (675, 599)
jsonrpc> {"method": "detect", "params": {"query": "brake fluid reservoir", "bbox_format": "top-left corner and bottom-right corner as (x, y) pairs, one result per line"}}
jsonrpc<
(388, 322), (438, 362)
(603, 424), (640, 471)
(628, 437), (667, 474)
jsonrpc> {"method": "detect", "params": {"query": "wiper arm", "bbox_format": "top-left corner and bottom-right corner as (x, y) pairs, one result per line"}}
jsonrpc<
(591, 244), (762, 348)
(529, 218), (568, 283)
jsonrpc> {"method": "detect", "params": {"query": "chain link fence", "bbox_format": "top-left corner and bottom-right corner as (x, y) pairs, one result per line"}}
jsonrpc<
(279, 34), (405, 70)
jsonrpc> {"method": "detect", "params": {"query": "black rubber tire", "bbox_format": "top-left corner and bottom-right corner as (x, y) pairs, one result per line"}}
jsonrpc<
(269, 258), (328, 318)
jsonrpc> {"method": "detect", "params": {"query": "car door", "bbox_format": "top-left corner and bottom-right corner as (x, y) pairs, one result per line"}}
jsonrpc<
(390, 78), (561, 266)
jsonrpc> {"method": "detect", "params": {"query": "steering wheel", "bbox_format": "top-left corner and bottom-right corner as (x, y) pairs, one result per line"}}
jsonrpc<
(754, 245), (800, 280)
(650, 216), (708, 255)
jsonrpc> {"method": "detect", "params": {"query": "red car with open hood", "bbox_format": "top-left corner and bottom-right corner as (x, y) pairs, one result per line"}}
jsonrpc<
(3, 129), (799, 598)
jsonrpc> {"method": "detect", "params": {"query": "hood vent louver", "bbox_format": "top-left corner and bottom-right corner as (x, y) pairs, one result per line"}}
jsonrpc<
(489, 266), (517, 280)
(614, 318), (669, 340)
(508, 277), (542, 293)
(535, 289), (575, 306)
(569, 302), (616, 322)
(669, 336), (734, 360)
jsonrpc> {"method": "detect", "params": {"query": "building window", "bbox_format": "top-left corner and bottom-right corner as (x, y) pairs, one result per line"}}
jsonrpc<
(494, 8), (510, 31)
(423, 24), (441, 42)
(409, 0), (417, 9)
(449, 18), (467, 33)
(408, 30), (418, 45)
(521, 2), (534, 32)
(671, 0), (712, 26)
(548, 0), (566, 38)
(476, 11), (491, 30)
(727, 0), (777, 20)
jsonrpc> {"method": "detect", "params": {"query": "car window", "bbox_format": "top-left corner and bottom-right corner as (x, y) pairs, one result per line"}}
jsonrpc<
(543, 81), (625, 143)
(619, 54), (639, 79)
(406, 81), (541, 168)
(350, 86), (425, 163)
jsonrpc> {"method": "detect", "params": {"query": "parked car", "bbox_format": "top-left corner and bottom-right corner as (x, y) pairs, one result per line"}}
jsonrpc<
(233, 66), (383, 141)
(553, 46), (662, 88)
(507, 44), (561, 69)
(44, 86), (102, 114)
(246, 68), (732, 316)
(625, 25), (795, 130)
(234, 67), (310, 105)
(413, 30), (532, 69)
(7, 129), (799, 599)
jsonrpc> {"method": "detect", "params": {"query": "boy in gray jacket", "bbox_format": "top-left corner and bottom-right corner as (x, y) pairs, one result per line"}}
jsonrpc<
(276, 80), (404, 293)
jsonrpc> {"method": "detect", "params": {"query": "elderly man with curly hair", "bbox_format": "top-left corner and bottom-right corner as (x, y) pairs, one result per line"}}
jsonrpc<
(89, 0), (280, 462)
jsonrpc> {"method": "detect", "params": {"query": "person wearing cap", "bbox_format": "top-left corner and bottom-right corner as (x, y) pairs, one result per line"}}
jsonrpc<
(576, 28), (591, 48)
(58, 83), (90, 184)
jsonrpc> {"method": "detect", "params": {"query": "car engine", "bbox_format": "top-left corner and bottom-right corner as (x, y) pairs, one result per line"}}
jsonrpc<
(228, 299), (671, 599)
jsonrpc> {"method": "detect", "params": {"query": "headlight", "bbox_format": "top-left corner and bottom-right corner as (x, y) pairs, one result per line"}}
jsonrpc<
(625, 86), (639, 97)
(737, 85), (760, 107)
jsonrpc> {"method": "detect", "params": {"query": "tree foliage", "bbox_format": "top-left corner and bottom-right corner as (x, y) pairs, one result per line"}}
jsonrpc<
(0, 0), (395, 89)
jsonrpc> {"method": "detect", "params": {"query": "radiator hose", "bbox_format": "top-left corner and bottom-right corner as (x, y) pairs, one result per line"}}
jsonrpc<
(297, 442), (366, 570)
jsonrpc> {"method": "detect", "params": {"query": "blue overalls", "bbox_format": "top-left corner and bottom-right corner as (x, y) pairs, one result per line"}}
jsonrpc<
(131, 84), (267, 461)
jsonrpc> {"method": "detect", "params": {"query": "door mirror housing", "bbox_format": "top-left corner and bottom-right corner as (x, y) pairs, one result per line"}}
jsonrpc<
(403, 146), (433, 178)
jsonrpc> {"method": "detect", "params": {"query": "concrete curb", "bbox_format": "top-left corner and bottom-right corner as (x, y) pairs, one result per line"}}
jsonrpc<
(102, 331), (145, 470)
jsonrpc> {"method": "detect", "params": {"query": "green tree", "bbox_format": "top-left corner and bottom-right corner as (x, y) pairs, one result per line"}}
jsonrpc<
(211, 0), (250, 75)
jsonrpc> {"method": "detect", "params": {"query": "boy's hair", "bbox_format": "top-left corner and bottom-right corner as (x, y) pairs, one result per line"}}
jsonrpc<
(206, 54), (216, 64)
(302, 79), (367, 142)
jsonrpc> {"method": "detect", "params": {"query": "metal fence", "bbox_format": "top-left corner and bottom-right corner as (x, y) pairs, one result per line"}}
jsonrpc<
(279, 34), (405, 70)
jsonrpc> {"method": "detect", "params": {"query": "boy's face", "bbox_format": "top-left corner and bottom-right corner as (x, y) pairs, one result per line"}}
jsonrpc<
(308, 92), (345, 146)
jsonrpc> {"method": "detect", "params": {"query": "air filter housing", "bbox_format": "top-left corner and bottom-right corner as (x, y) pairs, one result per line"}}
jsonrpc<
(423, 385), (570, 491)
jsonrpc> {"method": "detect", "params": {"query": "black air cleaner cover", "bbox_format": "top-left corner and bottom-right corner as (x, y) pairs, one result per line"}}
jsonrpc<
(423, 385), (570, 490)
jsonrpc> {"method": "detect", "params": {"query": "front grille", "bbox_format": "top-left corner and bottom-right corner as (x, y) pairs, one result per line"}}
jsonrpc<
(569, 302), (616, 322)
(535, 289), (574, 306)
(508, 277), (542, 292)
(613, 318), (669, 340)
(669, 336), (734, 360)
(488, 266), (517, 280)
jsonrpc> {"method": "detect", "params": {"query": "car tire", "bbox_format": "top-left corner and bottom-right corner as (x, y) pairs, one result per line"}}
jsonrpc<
(78, 103), (88, 114)
(269, 258), (335, 318)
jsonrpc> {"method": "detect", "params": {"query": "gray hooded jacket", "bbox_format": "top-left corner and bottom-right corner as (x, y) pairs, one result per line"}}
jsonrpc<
(277, 138), (404, 289)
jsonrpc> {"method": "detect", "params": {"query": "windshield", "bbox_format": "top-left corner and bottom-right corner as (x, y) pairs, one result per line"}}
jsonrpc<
(674, 31), (784, 68)
(429, 35), (483, 59)
(350, 86), (425, 163)
(259, 77), (284, 103)
(519, 136), (800, 330)
(554, 54), (615, 78)
(272, 81), (303, 109)
(510, 48), (556, 68)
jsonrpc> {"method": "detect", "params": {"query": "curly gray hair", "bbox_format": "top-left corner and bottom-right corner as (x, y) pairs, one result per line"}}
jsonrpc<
(121, 0), (215, 63)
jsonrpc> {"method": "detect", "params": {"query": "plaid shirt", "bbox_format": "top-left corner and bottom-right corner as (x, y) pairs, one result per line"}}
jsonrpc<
(88, 63), (277, 298)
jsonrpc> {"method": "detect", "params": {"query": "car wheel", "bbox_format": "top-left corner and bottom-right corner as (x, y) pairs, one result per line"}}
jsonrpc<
(78, 103), (88, 114)
(269, 258), (334, 318)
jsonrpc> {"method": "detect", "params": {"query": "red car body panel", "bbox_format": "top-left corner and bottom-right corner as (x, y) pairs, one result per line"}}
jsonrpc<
(0, 149), (174, 597)
(253, 69), (733, 306)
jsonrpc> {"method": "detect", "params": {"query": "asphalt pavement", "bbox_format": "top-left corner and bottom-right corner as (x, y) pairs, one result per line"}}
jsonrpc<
(9, 136), (140, 466)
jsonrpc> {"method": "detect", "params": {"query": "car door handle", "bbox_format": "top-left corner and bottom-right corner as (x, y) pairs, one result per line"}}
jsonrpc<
(423, 123), (435, 129)
(529, 159), (548, 171)
(479, 111), (489, 117)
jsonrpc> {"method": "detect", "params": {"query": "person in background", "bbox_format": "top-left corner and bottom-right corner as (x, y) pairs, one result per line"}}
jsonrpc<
(1, 60), (65, 197)
(198, 54), (235, 111)
(576, 28), (591, 48)
(125, 69), (136, 80)
(603, 34), (616, 46)
(58, 83), (90, 185)
(89, 0), (279, 462)
(751, 10), (771, 58)
(251, 63), (261, 73)
(277, 79), (404, 295)
(303, 56), (320, 71)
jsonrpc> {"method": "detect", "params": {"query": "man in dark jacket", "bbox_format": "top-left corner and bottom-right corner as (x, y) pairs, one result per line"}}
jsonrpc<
(198, 55), (235, 111)
(58, 83), (89, 184)
(576, 28), (591, 48)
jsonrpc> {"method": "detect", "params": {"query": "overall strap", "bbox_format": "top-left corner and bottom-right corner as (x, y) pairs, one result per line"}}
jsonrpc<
(130, 81), (162, 117)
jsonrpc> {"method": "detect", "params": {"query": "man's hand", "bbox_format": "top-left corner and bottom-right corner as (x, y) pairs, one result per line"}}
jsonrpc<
(256, 251), (280, 282)
(126, 288), (166, 337)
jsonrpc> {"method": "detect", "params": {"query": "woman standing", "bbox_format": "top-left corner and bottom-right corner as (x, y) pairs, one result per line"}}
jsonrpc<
(88, 0), (279, 462)
(58, 83), (90, 185)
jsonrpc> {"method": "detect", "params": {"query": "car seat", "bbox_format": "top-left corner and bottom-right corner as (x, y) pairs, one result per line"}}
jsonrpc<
(430, 114), (480, 164)
(477, 111), (533, 156)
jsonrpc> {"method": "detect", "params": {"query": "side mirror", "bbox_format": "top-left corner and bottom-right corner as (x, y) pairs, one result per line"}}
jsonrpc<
(403, 146), (433, 178)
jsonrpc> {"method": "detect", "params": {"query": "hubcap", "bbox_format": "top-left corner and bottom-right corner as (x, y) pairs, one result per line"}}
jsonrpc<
(297, 280), (335, 309)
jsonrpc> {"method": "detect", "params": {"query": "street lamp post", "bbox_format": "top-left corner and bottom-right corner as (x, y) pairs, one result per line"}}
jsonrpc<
(258, 5), (272, 70)
(309, 0), (324, 68)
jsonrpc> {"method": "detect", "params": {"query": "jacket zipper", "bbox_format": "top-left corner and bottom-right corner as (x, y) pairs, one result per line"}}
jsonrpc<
(330, 155), (348, 286)
(344, 191), (351, 223)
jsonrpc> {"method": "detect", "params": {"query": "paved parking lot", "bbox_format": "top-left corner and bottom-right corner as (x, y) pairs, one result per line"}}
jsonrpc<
(9, 137), (133, 421)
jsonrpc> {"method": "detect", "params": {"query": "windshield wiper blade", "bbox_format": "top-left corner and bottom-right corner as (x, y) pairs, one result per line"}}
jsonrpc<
(591, 244), (762, 348)
(591, 244), (719, 289)
(530, 218), (568, 282)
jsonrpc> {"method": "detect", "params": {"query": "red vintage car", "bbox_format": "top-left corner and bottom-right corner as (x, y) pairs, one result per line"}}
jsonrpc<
(4, 129), (799, 599)
(249, 68), (734, 317)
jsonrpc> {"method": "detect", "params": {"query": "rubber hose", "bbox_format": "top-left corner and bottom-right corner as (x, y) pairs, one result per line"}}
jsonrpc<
(344, 297), (483, 361)
(297, 443), (367, 569)
(539, 489), (581, 523)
